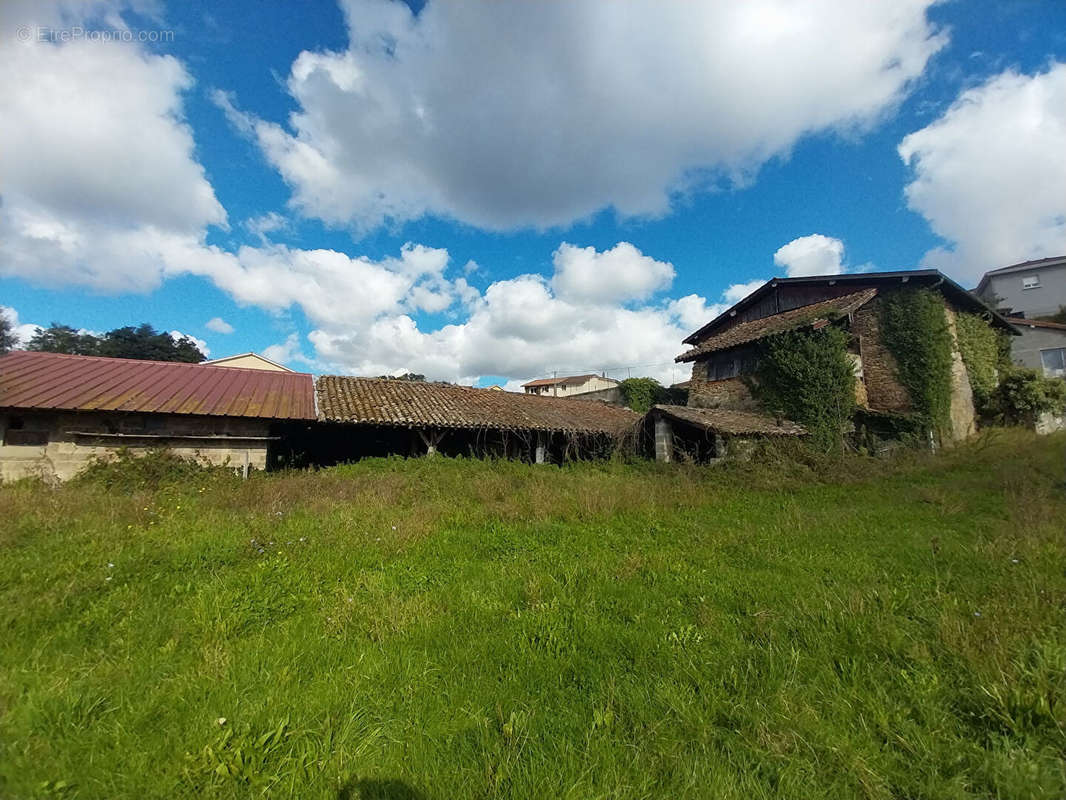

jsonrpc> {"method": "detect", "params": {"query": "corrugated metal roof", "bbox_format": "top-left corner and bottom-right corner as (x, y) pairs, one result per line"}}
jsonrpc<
(675, 289), (877, 363)
(0, 351), (315, 420)
(317, 376), (638, 435)
(653, 405), (806, 436)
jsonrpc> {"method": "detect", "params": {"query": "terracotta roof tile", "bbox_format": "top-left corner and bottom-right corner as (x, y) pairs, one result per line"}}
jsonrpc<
(317, 376), (638, 434)
(0, 351), (315, 420)
(653, 404), (806, 436)
(676, 288), (876, 362)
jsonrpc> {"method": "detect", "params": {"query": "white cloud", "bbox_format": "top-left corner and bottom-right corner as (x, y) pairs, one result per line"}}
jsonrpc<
(262, 333), (305, 367)
(551, 242), (675, 304)
(0, 305), (43, 347)
(295, 243), (769, 386)
(229, 0), (945, 232)
(242, 212), (289, 243)
(170, 330), (209, 358)
(773, 234), (846, 277)
(205, 317), (235, 334)
(0, 4), (225, 292)
(899, 64), (1066, 283)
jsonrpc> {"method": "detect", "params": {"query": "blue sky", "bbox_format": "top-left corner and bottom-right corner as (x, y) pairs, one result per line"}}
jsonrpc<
(2, 0), (1065, 386)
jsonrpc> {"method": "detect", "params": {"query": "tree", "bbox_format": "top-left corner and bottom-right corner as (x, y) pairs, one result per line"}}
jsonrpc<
(0, 312), (17, 355)
(26, 322), (205, 362)
(97, 324), (205, 362)
(27, 324), (99, 356)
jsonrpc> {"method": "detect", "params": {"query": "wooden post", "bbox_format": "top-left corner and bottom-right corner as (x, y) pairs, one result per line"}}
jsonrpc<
(417, 428), (442, 456)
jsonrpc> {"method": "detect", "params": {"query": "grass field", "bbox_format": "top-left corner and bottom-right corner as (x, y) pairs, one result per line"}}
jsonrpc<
(1, 432), (1064, 799)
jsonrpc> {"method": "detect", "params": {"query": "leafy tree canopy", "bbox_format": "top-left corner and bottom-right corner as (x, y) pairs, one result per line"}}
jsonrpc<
(0, 312), (17, 355)
(26, 322), (205, 363)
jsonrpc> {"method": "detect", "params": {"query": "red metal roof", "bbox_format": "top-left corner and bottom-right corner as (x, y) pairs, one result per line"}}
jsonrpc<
(0, 351), (315, 420)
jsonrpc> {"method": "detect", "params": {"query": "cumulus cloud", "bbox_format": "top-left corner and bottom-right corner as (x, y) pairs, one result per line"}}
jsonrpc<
(0, 5), (225, 292)
(551, 242), (675, 304)
(229, 0), (945, 232)
(205, 317), (235, 334)
(899, 64), (1066, 283)
(0, 305), (43, 347)
(773, 234), (846, 277)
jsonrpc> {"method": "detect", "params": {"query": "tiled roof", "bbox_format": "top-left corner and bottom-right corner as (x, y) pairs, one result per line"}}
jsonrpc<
(522, 373), (617, 388)
(675, 288), (876, 362)
(0, 351), (315, 419)
(653, 404), (806, 436)
(317, 376), (639, 434)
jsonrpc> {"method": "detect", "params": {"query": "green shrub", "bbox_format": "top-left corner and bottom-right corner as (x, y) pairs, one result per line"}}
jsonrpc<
(986, 368), (1066, 426)
(880, 289), (954, 436)
(72, 448), (237, 491)
(751, 325), (856, 453)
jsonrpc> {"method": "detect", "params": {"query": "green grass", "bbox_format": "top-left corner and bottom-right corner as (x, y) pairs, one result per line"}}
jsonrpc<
(1, 431), (1064, 799)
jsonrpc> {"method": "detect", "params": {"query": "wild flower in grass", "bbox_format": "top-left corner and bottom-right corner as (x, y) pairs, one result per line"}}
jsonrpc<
(107, 563), (114, 569)
(105, 576), (112, 582)
(974, 611), (982, 617)
(216, 717), (226, 727)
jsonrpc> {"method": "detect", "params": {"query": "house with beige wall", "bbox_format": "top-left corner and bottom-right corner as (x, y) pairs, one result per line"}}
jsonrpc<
(203, 352), (293, 371)
(522, 373), (620, 398)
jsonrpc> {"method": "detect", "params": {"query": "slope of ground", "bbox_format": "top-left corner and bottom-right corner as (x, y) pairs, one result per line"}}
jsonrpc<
(1, 432), (1064, 799)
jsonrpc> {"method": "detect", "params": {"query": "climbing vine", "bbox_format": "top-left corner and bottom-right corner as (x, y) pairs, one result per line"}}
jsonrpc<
(750, 325), (855, 453)
(954, 311), (1011, 412)
(879, 288), (954, 436)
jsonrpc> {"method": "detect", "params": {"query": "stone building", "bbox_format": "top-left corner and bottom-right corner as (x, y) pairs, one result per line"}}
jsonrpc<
(0, 351), (315, 482)
(669, 270), (1015, 451)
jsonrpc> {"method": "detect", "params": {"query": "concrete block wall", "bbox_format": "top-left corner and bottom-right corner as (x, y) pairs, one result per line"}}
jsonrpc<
(0, 410), (270, 483)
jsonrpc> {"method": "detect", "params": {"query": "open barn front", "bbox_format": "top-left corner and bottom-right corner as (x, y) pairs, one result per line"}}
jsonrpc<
(270, 420), (625, 468)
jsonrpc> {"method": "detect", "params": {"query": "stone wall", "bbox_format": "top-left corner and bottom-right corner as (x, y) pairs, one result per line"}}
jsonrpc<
(0, 410), (271, 483)
(944, 306), (977, 441)
(851, 298), (911, 413)
(686, 377), (758, 411)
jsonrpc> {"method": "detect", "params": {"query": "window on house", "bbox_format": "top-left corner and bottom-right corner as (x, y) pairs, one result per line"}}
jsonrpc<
(1022, 275), (1041, 290)
(1040, 348), (1066, 378)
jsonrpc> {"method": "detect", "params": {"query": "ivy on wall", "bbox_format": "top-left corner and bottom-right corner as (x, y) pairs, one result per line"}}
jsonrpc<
(879, 288), (954, 436)
(954, 311), (1011, 411)
(750, 325), (855, 452)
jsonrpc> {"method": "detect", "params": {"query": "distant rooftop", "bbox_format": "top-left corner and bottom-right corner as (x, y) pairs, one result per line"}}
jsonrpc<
(522, 373), (618, 388)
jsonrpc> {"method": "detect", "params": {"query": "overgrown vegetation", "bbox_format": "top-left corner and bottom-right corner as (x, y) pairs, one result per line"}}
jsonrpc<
(879, 289), (955, 436)
(985, 367), (1066, 426)
(618, 377), (685, 413)
(955, 311), (1011, 411)
(72, 448), (238, 492)
(750, 326), (855, 452)
(1, 432), (1064, 798)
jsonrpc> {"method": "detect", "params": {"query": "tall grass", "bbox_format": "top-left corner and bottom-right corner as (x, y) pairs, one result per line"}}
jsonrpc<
(1, 430), (1064, 798)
